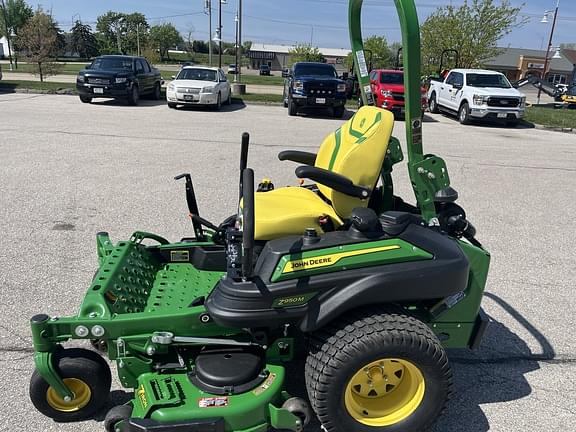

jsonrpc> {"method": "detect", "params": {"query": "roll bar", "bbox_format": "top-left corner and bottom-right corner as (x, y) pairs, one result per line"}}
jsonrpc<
(349, 0), (451, 223)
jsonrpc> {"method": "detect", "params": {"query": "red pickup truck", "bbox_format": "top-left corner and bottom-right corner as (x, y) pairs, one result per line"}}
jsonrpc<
(369, 69), (427, 115)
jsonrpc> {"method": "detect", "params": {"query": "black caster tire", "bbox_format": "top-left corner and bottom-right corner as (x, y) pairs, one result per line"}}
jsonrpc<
(29, 348), (112, 422)
(305, 308), (452, 432)
(104, 404), (133, 432)
(79, 96), (92, 104)
(428, 93), (439, 113)
(127, 86), (139, 106)
(458, 102), (471, 125)
(283, 397), (312, 428)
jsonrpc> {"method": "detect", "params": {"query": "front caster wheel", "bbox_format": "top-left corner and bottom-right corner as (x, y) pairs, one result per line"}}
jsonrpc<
(29, 348), (112, 422)
(104, 404), (133, 432)
(305, 308), (452, 432)
(283, 397), (312, 428)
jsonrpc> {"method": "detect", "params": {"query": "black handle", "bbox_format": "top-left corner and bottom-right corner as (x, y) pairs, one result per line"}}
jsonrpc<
(175, 173), (205, 242)
(242, 168), (255, 279)
(239, 132), (250, 200)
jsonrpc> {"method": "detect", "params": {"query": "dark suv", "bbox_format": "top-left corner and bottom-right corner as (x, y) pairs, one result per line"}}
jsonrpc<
(259, 64), (271, 76)
(76, 55), (163, 105)
(283, 62), (347, 117)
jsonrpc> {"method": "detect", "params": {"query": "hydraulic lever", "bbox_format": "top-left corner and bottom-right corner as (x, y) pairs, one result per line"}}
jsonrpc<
(174, 173), (205, 242)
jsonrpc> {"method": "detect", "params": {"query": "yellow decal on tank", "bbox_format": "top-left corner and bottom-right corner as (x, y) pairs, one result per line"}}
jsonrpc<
(137, 384), (148, 408)
(282, 245), (401, 274)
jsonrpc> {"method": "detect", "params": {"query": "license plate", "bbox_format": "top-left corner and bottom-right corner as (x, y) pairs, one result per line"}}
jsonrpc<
(497, 113), (508, 118)
(93, 87), (104, 94)
(184, 95), (195, 101)
(315, 98), (326, 104)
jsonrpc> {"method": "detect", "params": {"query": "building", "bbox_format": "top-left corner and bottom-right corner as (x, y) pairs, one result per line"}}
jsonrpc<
(485, 47), (574, 84)
(248, 43), (351, 73)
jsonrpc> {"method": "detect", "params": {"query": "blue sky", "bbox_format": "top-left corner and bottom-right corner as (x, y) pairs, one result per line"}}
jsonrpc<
(38, 0), (576, 50)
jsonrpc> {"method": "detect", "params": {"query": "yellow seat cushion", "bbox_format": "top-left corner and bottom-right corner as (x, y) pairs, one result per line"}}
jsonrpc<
(254, 187), (343, 241)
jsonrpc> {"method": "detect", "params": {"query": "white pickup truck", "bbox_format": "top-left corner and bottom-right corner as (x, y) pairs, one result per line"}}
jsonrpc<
(427, 68), (526, 126)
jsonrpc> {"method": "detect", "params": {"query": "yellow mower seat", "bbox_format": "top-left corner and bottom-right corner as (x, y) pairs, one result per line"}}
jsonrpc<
(254, 106), (395, 241)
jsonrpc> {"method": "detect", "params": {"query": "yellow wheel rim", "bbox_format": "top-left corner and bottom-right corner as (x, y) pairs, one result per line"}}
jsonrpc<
(344, 358), (425, 427)
(46, 378), (92, 412)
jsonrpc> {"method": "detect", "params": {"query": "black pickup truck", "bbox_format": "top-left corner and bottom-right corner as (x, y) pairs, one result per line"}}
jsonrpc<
(283, 62), (347, 117)
(76, 55), (163, 105)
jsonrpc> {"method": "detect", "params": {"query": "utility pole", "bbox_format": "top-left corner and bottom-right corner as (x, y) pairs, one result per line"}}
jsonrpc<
(218, 0), (223, 68)
(538, 0), (560, 105)
(238, 0), (243, 82)
(206, 0), (213, 66)
(0, 0), (14, 71)
(234, 10), (239, 82)
(137, 23), (141, 56)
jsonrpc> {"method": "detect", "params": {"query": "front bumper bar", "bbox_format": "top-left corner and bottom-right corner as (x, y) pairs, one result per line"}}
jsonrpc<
(124, 418), (225, 432)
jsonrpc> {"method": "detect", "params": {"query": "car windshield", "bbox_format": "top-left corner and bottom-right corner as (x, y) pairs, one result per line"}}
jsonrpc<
(90, 58), (133, 71)
(177, 68), (217, 81)
(294, 64), (337, 78)
(260, 65), (269, 70)
(466, 73), (511, 89)
(380, 73), (404, 84)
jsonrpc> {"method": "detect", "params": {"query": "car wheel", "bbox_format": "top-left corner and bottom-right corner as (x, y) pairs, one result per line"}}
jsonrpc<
(79, 96), (92, 104)
(429, 92), (439, 113)
(128, 85), (139, 106)
(152, 83), (162, 100)
(168, 103), (177, 109)
(283, 91), (288, 108)
(333, 105), (345, 118)
(227, 91), (232, 105)
(288, 95), (298, 116)
(458, 102), (471, 125)
(215, 93), (222, 111)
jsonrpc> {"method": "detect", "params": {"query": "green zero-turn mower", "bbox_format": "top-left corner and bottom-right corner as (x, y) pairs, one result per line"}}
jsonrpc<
(28, 1), (490, 431)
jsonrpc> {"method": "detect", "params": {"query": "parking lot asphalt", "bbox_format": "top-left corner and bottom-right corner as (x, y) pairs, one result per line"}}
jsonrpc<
(0, 93), (575, 432)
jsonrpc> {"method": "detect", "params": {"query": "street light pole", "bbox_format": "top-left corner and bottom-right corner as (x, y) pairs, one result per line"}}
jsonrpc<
(538, 0), (560, 105)
(137, 23), (141, 56)
(206, 0), (213, 66)
(234, 11), (239, 82)
(238, 0), (243, 82)
(218, 0), (223, 68)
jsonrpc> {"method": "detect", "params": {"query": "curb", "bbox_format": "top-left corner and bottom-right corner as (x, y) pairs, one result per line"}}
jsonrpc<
(532, 122), (575, 134)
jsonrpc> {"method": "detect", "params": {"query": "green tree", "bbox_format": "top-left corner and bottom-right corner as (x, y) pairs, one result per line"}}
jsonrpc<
(70, 21), (99, 59)
(96, 11), (149, 55)
(149, 23), (183, 61)
(364, 35), (393, 69)
(0, 0), (33, 68)
(420, 0), (527, 74)
(288, 44), (325, 64)
(17, 8), (61, 81)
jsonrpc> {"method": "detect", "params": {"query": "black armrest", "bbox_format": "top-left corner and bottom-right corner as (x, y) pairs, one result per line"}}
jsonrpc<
(295, 166), (371, 199)
(278, 150), (317, 166)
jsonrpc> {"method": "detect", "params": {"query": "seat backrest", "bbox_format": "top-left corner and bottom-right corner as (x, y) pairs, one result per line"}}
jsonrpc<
(315, 106), (395, 218)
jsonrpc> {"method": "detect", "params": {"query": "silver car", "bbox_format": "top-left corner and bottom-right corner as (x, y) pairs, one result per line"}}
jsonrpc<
(166, 66), (232, 110)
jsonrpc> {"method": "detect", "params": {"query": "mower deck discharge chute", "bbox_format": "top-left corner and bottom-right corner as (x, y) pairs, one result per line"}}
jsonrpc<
(28, 1), (491, 431)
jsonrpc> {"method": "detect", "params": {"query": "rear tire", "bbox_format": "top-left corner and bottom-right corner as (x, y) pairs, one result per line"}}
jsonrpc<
(458, 102), (471, 125)
(215, 93), (222, 111)
(79, 96), (92, 104)
(429, 93), (439, 113)
(152, 83), (162, 100)
(127, 85), (139, 106)
(29, 348), (112, 422)
(305, 308), (452, 432)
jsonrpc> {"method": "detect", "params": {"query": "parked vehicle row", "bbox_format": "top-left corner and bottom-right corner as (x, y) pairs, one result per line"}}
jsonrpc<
(76, 55), (232, 111)
(76, 55), (163, 105)
(427, 68), (526, 127)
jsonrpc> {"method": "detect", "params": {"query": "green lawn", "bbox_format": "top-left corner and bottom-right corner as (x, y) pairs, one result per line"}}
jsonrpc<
(233, 93), (283, 104)
(228, 74), (285, 86)
(12, 62), (88, 75)
(0, 80), (76, 92)
(525, 106), (576, 129)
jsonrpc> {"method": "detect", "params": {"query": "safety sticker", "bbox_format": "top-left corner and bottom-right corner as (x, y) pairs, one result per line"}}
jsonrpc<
(356, 50), (369, 77)
(171, 250), (190, 262)
(199, 396), (229, 408)
(253, 373), (277, 396)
